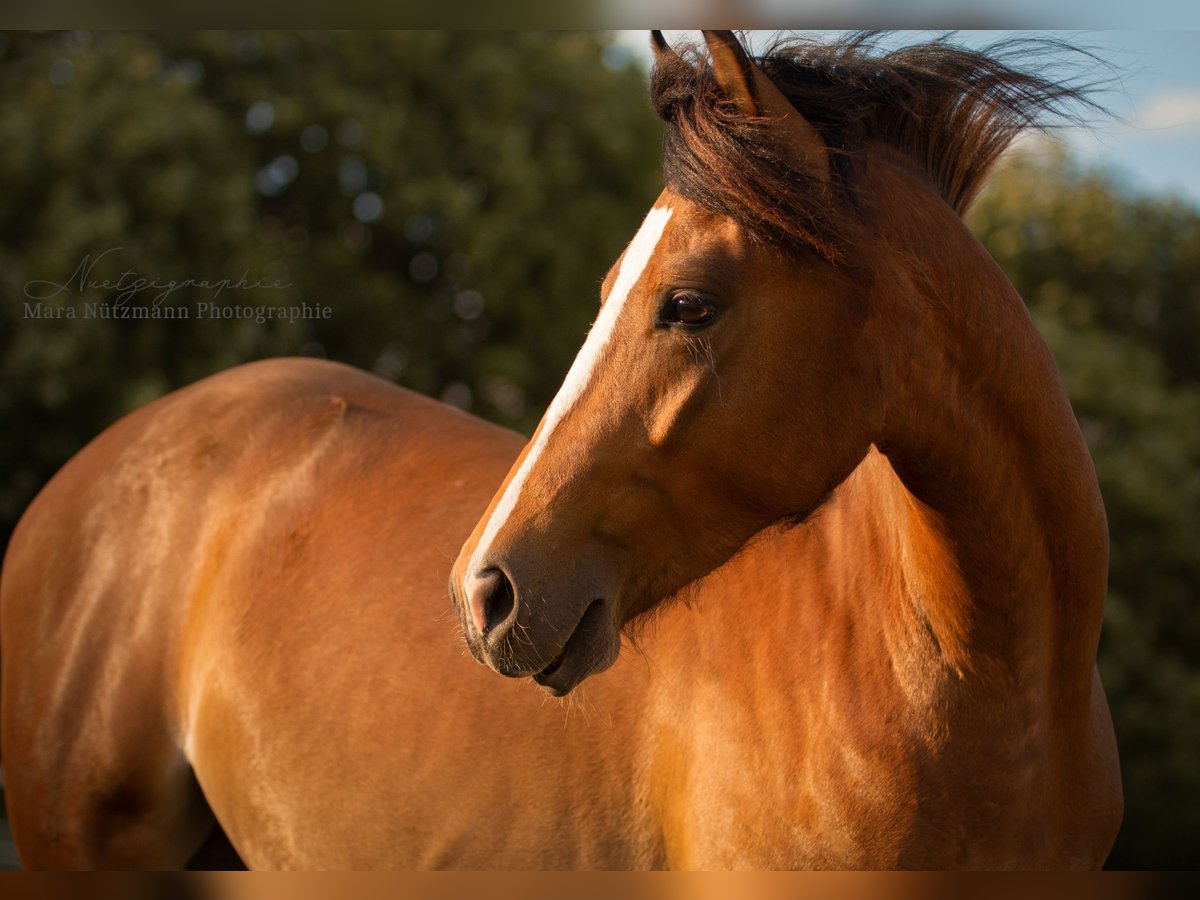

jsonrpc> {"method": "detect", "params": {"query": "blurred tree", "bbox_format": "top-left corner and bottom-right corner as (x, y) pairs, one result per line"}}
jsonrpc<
(971, 145), (1200, 868)
(0, 30), (663, 553)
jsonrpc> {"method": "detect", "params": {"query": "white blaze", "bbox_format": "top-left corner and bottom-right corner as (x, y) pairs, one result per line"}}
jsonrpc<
(467, 204), (674, 575)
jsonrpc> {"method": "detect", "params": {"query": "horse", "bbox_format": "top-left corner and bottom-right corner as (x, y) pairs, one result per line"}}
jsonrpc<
(0, 31), (1122, 869)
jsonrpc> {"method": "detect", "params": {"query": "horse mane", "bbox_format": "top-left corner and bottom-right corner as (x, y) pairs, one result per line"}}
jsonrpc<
(650, 32), (1108, 262)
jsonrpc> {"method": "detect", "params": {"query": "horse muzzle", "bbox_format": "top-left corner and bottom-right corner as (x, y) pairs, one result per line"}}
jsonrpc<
(450, 563), (622, 695)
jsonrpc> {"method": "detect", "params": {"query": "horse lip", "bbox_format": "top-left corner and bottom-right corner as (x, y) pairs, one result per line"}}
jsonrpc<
(538, 650), (568, 678)
(532, 598), (609, 695)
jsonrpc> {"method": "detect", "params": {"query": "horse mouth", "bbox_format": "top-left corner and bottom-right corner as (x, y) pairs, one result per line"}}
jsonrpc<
(532, 598), (615, 696)
(538, 652), (567, 678)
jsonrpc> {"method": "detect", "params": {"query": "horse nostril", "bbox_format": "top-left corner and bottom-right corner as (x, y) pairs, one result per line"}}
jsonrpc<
(466, 567), (516, 637)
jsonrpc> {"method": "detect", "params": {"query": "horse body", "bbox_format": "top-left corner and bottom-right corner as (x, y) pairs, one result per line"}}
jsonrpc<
(1, 31), (1122, 868)
(0, 349), (1118, 868)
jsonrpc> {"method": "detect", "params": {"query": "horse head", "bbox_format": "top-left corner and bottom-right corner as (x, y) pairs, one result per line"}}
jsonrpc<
(450, 31), (890, 694)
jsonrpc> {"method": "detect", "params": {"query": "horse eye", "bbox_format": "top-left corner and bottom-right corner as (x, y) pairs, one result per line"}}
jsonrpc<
(661, 293), (718, 328)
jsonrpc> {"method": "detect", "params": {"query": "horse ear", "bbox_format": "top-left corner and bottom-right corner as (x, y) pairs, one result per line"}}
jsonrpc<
(702, 30), (759, 116)
(701, 30), (830, 184)
(651, 30), (677, 63)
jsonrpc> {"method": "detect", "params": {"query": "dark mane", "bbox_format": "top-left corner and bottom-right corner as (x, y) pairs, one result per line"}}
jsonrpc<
(650, 32), (1109, 262)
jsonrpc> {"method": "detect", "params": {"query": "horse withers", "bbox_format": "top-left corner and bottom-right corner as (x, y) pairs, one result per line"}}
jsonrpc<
(1, 31), (1121, 868)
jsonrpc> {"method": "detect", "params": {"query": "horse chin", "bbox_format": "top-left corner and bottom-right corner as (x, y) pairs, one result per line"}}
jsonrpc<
(531, 598), (621, 696)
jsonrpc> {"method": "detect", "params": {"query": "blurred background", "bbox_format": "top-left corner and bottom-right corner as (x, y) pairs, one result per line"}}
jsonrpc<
(0, 30), (1197, 870)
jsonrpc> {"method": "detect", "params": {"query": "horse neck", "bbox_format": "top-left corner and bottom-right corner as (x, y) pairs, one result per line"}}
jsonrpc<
(864, 153), (1109, 702)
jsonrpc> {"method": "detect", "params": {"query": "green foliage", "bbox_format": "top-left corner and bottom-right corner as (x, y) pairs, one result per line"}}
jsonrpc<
(971, 146), (1200, 868)
(0, 31), (662, 548)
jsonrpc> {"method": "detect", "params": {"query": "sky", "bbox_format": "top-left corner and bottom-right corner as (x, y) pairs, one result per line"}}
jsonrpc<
(612, 30), (1200, 207)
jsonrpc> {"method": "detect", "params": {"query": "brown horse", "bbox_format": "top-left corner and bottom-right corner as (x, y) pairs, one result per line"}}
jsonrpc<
(1, 31), (1121, 869)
